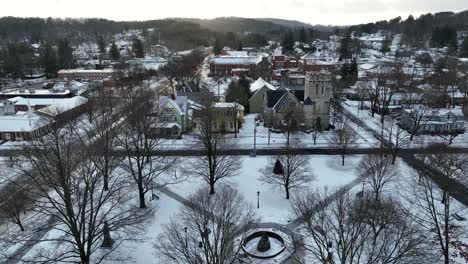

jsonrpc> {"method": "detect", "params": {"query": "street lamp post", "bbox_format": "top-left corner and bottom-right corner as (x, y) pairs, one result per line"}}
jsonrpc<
(184, 227), (188, 248)
(361, 180), (366, 198)
(257, 191), (260, 209)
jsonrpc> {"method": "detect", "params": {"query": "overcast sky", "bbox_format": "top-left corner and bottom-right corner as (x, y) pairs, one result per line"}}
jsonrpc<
(2, 0), (467, 25)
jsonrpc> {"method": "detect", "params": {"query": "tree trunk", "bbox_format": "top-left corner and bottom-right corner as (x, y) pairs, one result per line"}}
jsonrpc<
(410, 132), (415, 141)
(103, 174), (109, 191)
(17, 221), (25, 232)
(285, 185), (290, 199)
(342, 155), (345, 166)
(137, 182), (146, 209)
(209, 182), (215, 195)
(391, 152), (397, 165)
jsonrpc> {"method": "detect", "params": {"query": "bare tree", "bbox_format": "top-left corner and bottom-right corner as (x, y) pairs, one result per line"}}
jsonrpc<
(403, 104), (432, 141)
(384, 117), (410, 164)
(9, 123), (148, 264)
(155, 185), (258, 264)
(358, 154), (397, 201)
(293, 188), (431, 264)
(83, 87), (121, 191)
(405, 154), (468, 264)
(360, 196), (433, 264)
(292, 188), (369, 263)
(328, 119), (357, 166)
(188, 107), (241, 194)
(0, 185), (30, 231)
(259, 144), (315, 199)
(119, 87), (178, 209)
(311, 117), (322, 145)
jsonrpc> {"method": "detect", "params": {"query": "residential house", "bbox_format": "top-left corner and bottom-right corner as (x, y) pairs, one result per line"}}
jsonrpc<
(212, 102), (245, 133)
(155, 96), (203, 137)
(400, 106), (465, 135)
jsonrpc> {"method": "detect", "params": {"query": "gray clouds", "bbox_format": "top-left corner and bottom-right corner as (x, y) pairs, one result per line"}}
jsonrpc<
(1, 0), (466, 25)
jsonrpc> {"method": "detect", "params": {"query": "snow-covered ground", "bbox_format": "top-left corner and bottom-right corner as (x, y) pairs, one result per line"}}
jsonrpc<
(342, 99), (468, 148)
(158, 114), (380, 150)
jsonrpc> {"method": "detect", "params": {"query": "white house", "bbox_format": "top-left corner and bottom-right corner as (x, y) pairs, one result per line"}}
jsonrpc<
(400, 106), (465, 135)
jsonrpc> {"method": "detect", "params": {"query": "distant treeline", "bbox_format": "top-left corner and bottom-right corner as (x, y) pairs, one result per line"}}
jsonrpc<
(349, 11), (468, 48)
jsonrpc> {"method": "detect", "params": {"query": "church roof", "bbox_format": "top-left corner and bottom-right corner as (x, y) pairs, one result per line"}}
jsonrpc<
(266, 90), (288, 108)
(303, 96), (315, 105)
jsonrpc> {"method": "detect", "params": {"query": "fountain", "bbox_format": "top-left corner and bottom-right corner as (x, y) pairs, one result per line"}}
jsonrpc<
(241, 229), (287, 259)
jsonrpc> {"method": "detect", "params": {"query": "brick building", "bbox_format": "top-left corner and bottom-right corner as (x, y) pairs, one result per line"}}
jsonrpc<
(58, 69), (115, 81)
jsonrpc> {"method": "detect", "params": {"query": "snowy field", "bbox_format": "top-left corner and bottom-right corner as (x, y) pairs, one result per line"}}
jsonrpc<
(102, 154), (363, 263)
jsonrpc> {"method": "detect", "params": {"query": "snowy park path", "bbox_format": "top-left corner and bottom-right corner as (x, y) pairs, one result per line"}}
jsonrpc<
(4, 216), (56, 264)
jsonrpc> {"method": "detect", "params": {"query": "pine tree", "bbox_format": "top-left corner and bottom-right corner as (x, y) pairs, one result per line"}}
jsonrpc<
(380, 36), (391, 54)
(40, 43), (58, 78)
(273, 159), (284, 175)
(299, 27), (307, 43)
(109, 42), (120, 60)
(132, 38), (145, 58)
(339, 33), (352, 60)
(237, 41), (243, 51)
(282, 30), (295, 53)
(213, 38), (223, 55)
(97, 35), (106, 55)
(460, 37), (468, 58)
(57, 39), (75, 69)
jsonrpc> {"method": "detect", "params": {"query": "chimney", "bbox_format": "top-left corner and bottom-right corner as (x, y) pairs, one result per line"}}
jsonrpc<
(170, 93), (176, 100)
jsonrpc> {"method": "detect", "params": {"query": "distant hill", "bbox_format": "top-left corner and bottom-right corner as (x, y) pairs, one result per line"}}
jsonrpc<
(175, 17), (287, 33)
(257, 18), (313, 29)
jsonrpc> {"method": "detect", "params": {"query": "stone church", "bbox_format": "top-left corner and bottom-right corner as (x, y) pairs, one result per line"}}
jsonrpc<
(260, 70), (332, 130)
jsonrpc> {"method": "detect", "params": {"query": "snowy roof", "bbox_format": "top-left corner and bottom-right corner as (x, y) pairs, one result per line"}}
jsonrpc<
(37, 96), (88, 116)
(1, 89), (71, 96)
(211, 56), (262, 65)
(213, 102), (245, 111)
(159, 96), (188, 115)
(225, 51), (248, 56)
(250, 77), (276, 93)
(0, 112), (49, 132)
(58, 69), (115, 74)
(359, 63), (377, 70)
(8, 97), (69, 107)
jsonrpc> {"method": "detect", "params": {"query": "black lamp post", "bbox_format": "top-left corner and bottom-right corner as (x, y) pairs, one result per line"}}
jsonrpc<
(257, 191), (260, 209)
(184, 227), (188, 248)
(361, 180), (366, 198)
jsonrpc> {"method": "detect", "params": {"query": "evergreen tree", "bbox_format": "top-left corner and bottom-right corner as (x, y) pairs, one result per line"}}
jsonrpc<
(237, 41), (243, 51)
(431, 26), (457, 50)
(132, 38), (145, 58)
(3, 43), (23, 79)
(40, 43), (58, 78)
(282, 30), (295, 53)
(273, 159), (284, 175)
(109, 42), (121, 60)
(299, 27), (307, 43)
(460, 37), (468, 58)
(97, 35), (106, 55)
(225, 76), (250, 112)
(57, 39), (75, 69)
(380, 36), (391, 54)
(213, 38), (223, 55)
(339, 33), (352, 61)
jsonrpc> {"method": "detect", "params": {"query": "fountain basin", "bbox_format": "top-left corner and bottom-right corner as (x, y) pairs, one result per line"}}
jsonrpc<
(242, 230), (286, 259)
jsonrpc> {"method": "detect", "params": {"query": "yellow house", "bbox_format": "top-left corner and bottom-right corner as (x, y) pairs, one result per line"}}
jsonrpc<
(212, 102), (245, 133)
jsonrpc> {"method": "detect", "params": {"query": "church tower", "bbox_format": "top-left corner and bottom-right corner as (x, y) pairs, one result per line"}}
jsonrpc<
(304, 70), (332, 129)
